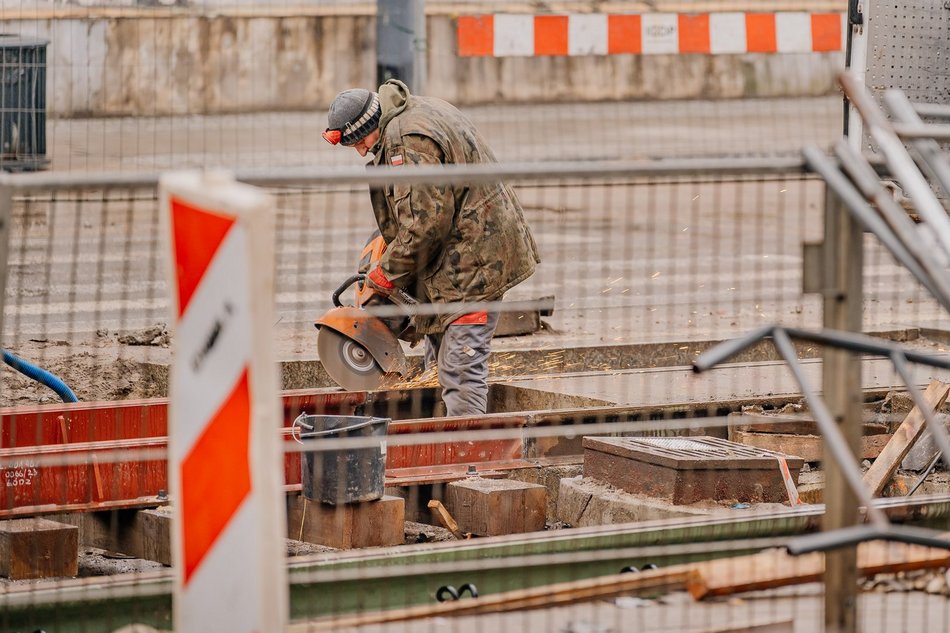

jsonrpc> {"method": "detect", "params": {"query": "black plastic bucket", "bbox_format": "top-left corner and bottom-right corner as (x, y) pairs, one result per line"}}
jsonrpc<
(294, 414), (390, 505)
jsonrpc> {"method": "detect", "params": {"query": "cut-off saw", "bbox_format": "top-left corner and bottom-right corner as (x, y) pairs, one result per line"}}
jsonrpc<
(315, 233), (417, 391)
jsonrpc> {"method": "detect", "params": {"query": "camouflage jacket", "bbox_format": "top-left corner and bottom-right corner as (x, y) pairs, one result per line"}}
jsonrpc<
(368, 80), (540, 335)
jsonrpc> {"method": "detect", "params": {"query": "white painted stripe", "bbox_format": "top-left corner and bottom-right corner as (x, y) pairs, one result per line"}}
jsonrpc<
(569, 13), (608, 56)
(709, 12), (747, 54)
(171, 222), (253, 456)
(775, 12), (812, 53)
(641, 13), (679, 55)
(163, 171), (287, 633)
(494, 14), (534, 57)
(179, 499), (265, 631)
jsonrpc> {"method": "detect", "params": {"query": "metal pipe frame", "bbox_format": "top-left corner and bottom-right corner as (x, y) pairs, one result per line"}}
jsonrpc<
(769, 328), (887, 529)
(829, 140), (950, 308)
(890, 353), (950, 487)
(891, 122), (950, 141)
(884, 89), (950, 209)
(0, 157), (809, 193)
(695, 325), (950, 530)
(787, 523), (950, 556)
(802, 145), (950, 310)
(838, 72), (950, 262)
(911, 102), (950, 120)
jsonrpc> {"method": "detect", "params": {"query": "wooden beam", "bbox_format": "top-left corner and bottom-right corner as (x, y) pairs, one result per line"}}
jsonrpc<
(863, 380), (950, 496)
(732, 430), (891, 463)
(688, 534), (950, 599)
(0, 518), (78, 580)
(291, 567), (697, 631)
(288, 495), (404, 549)
(445, 478), (546, 536)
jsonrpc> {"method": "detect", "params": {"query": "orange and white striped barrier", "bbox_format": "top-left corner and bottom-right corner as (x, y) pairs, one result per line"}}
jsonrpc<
(776, 455), (803, 506)
(162, 171), (287, 632)
(458, 12), (845, 57)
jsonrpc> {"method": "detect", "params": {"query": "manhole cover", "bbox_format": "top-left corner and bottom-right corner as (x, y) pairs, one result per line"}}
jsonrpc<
(582, 435), (803, 504)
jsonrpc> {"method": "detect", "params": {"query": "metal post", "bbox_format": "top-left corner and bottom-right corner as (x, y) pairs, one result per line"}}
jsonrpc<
(0, 185), (11, 355)
(821, 186), (863, 633)
(377, 0), (426, 94)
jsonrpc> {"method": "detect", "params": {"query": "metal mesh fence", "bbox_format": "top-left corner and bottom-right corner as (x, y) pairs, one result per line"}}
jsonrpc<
(0, 1), (947, 628)
(0, 0), (847, 171)
(0, 161), (947, 631)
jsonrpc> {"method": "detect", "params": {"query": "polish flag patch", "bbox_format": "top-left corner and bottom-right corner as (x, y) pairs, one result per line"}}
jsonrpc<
(390, 154), (404, 166)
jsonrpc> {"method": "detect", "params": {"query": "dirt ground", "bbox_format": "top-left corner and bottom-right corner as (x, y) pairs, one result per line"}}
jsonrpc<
(0, 330), (170, 405)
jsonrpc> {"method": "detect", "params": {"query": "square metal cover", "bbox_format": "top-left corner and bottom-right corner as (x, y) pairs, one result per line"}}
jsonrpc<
(582, 436), (803, 470)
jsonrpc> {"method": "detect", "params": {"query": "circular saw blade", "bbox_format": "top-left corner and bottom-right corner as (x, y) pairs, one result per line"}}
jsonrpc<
(317, 327), (387, 391)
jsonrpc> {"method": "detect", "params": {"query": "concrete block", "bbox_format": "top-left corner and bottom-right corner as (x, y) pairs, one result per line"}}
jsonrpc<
(0, 518), (79, 579)
(509, 462), (583, 523)
(445, 477), (546, 536)
(556, 477), (712, 528)
(288, 494), (404, 550)
(584, 436), (803, 504)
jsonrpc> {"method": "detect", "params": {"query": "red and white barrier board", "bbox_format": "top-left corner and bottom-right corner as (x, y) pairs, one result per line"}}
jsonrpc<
(161, 171), (287, 633)
(458, 12), (845, 57)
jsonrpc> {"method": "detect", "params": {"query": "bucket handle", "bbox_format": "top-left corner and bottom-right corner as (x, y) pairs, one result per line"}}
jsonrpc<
(291, 413), (385, 444)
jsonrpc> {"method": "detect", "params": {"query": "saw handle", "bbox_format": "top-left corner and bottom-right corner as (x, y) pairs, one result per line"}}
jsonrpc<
(331, 274), (367, 307)
(331, 273), (418, 307)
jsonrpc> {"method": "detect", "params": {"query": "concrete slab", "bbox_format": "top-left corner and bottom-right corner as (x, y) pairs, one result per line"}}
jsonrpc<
(557, 476), (737, 528)
(506, 356), (950, 407)
(583, 436), (803, 505)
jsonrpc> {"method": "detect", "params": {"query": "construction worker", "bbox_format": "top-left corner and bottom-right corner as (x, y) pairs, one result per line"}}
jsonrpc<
(323, 79), (540, 417)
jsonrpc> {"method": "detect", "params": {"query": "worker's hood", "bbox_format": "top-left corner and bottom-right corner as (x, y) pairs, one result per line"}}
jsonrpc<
(369, 79), (411, 156)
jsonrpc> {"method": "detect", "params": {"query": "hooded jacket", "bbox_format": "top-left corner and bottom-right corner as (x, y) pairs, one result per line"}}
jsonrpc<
(368, 80), (540, 335)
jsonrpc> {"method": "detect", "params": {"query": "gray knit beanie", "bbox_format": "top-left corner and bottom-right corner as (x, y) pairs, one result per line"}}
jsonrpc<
(323, 89), (381, 146)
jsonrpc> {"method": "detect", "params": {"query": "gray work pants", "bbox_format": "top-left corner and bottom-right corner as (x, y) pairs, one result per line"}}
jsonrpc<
(424, 312), (500, 417)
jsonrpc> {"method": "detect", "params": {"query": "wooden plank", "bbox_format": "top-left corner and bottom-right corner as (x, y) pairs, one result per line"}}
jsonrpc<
(730, 413), (887, 436)
(291, 567), (697, 631)
(863, 380), (950, 496)
(733, 430), (891, 463)
(426, 500), (463, 539)
(0, 518), (78, 580)
(445, 478), (546, 536)
(688, 534), (950, 599)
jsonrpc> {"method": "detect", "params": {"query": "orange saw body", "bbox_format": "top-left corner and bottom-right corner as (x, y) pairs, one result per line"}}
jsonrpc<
(315, 232), (416, 391)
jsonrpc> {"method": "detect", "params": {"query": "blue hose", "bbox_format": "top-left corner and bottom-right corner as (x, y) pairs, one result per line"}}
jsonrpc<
(2, 350), (78, 403)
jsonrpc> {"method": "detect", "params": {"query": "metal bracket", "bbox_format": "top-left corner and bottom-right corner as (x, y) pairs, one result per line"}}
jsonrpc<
(788, 524), (950, 556)
(802, 241), (824, 295)
(848, 0), (864, 26)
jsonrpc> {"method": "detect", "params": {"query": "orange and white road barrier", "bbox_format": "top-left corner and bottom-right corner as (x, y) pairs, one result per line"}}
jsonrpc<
(161, 171), (287, 632)
(458, 12), (845, 57)
(776, 456), (803, 506)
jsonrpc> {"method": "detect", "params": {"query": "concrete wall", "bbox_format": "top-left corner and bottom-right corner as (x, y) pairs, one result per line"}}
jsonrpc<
(2, 12), (844, 117)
